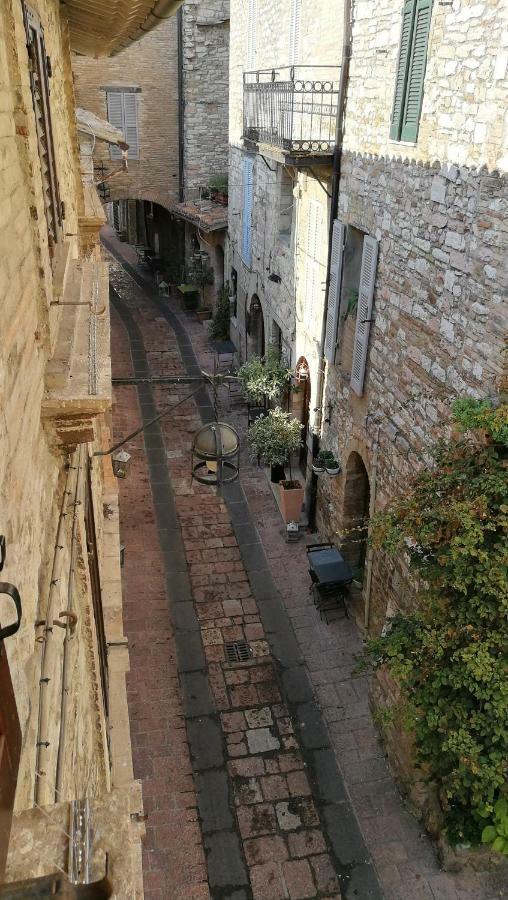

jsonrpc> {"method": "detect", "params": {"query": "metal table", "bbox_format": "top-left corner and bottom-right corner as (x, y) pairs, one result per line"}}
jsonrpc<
(307, 546), (353, 586)
(210, 339), (236, 373)
(306, 545), (353, 621)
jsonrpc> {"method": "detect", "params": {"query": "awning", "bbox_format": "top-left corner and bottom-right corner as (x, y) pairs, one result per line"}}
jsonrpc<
(76, 108), (128, 149)
(65, 0), (184, 58)
(169, 200), (228, 233)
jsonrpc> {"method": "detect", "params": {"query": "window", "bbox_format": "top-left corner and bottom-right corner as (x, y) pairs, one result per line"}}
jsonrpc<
(289, 0), (302, 66)
(278, 167), (293, 244)
(23, 3), (61, 247)
(241, 156), (254, 265)
(106, 90), (139, 159)
(390, 0), (433, 142)
(324, 222), (379, 396)
(247, 0), (257, 69)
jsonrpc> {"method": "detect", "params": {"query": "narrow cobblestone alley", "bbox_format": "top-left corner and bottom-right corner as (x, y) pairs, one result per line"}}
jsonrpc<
(106, 228), (505, 900)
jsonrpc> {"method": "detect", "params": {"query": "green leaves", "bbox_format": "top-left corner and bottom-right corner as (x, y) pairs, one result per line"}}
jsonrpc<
(247, 407), (302, 466)
(238, 349), (292, 404)
(366, 400), (508, 851)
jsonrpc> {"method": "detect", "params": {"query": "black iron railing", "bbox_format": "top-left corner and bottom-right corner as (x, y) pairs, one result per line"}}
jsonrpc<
(243, 66), (340, 154)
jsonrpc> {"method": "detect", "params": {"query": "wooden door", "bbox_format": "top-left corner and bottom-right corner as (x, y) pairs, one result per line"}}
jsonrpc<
(0, 643), (21, 879)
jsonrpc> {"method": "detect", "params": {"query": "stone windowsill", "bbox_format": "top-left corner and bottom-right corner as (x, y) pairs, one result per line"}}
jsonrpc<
(42, 258), (111, 447)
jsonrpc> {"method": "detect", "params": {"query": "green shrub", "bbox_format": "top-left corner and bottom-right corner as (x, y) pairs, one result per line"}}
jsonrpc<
(238, 349), (292, 404)
(366, 399), (508, 849)
(210, 283), (231, 341)
(247, 407), (302, 466)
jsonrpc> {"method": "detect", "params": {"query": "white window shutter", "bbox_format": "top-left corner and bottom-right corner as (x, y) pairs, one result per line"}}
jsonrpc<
(351, 235), (378, 396)
(106, 91), (124, 159)
(289, 0), (301, 66)
(123, 93), (139, 159)
(241, 157), (254, 265)
(324, 220), (345, 363)
(304, 200), (320, 328)
(247, 0), (256, 69)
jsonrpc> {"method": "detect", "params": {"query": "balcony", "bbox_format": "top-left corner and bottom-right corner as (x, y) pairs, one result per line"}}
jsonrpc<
(242, 66), (340, 165)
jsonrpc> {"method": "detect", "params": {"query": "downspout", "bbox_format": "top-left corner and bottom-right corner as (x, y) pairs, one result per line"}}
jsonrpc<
(363, 425), (380, 630)
(308, 0), (353, 528)
(55, 444), (85, 799)
(34, 451), (79, 805)
(177, 6), (185, 203)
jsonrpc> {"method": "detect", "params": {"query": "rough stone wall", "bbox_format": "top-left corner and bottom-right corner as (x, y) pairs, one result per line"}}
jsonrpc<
(72, 19), (180, 210)
(318, 28), (508, 631)
(0, 6), (138, 879)
(182, 0), (230, 194)
(344, 0), (507, 171)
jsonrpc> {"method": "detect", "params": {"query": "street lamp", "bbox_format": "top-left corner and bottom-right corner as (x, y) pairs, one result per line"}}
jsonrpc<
(192, 422), (239, 485)
(111, 449), (131, 478)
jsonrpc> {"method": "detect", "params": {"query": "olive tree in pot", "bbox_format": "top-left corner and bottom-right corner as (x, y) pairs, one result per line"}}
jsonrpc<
(248, 408), (304, 522)
(238, 349), (293, 423)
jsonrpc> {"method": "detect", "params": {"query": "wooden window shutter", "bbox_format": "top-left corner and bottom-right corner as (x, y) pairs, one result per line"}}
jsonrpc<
(23, 3), (61, 246)
(390, 0), (416, 140)
(106, 91), (125, 160)
(351, 236), (378, 396)
(241, 157), (254, 265)
(123, 92), (139, 160)
(400, 0), (432, 142)
(247, 0), (257, 69)
(289, 0), (302, 66)
(304, 200), (320, 328)
(324, 220), (345, 363)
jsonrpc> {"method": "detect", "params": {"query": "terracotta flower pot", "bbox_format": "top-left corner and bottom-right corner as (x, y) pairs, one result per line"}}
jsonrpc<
(279, 479), (304, 524)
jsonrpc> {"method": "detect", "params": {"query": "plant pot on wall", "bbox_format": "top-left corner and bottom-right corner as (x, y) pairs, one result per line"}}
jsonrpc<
(279, 479), (304, 524)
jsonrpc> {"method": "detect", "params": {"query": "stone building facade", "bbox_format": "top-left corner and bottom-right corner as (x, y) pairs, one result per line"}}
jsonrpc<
(228, 0), (342, 482)
(0, 0), (180, 891)
(316, 0), (507, 635)
(228, 0), (507, 633)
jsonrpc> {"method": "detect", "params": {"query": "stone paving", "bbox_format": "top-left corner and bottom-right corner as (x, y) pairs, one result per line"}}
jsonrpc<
(106, 227), (505, 900)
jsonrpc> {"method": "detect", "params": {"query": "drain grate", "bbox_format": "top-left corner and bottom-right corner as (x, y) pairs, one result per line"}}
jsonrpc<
(225, 640), (252, 664)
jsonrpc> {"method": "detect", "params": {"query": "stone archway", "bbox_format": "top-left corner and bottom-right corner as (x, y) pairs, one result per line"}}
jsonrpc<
(342, 451), (370, 575)
(292, 357), (311, 471)
(247, 294), (265, 358)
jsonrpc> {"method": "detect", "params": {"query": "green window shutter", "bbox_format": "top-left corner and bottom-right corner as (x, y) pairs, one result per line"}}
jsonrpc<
(390, 0), (416, 141)
(400, 0), (432, 142)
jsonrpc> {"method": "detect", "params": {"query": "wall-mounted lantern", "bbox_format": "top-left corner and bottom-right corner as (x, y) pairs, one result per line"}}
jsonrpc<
(112, 449), (131, 479)
(191, 422), (239, 485)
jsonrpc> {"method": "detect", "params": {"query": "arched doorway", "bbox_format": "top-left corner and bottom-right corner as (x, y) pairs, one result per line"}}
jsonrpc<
(247, 294), (265, 358)
(293, 357), (311, 471)
(342, 451), (370, 576)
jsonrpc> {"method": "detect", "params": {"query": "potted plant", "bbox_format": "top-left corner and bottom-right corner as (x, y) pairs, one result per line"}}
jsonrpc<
(247, 407), (302, 484)
(238, 349), (292, 408)
(325, 455), (341, 476)
(210, 284), (231, 341)
(208, 174), (228, 206)
(278, 479), (305, 524)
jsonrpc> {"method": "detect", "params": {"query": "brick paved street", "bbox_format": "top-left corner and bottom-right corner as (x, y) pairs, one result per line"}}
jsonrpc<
(107, 228), (505, 900)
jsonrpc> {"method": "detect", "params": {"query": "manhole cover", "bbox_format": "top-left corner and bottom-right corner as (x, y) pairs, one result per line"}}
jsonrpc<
(225, 640), (252, 664)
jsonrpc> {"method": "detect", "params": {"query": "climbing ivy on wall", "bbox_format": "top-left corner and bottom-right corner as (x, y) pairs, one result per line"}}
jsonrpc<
(367, 399), (508, 850)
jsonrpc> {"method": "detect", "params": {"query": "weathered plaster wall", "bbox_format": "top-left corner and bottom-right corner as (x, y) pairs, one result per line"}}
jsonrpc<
(72, 18), (180, 209)
(182, 0), (230, 194)
(0, 8), (139, 885)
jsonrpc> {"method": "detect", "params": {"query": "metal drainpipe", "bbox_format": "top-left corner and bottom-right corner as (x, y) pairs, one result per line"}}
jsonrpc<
(177, 6), (185, 203)
(307, 0), (352, 529)
(363, 425), (380, 630)
(55, 444), (85, 799)
(34, 449), (79, 806)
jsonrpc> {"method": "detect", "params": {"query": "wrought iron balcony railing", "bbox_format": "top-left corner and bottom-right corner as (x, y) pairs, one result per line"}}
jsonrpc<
(243, 66), (340, 156)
